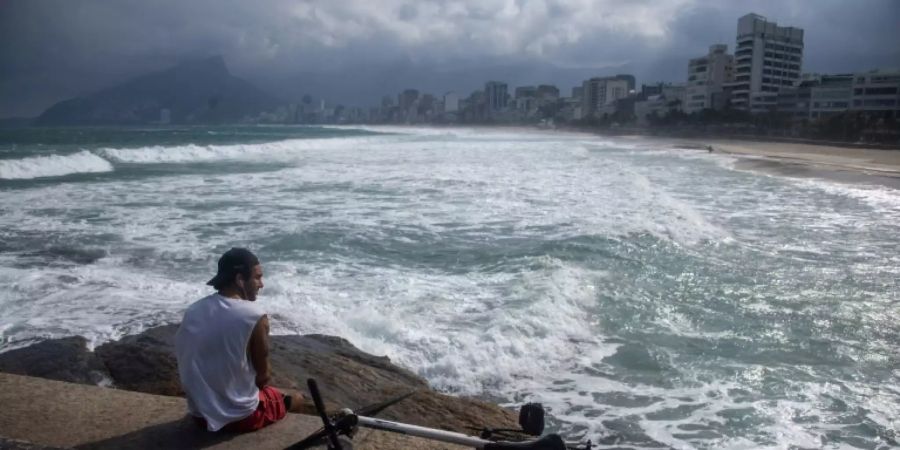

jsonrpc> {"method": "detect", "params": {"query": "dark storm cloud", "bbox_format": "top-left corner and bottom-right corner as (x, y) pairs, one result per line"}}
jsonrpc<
(1, 0), (898, 117)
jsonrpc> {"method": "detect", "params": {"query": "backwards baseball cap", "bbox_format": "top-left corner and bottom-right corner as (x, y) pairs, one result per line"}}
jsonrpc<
(206, 247), (260, 287)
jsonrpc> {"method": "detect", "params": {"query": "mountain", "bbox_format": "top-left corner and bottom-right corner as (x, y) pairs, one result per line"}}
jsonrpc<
(35, 56), (281, 125)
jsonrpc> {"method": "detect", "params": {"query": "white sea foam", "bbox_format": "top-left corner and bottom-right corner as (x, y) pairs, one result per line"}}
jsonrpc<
(567, 145), (591, 159)
(0, 150), (113, 179)
(97, 136), (384, 164)
(99, 143), (242, 163)
(327, 124), (585, 141)
(0, 256), (201, 351)
(797, 178), (900, 214)
(258, 255), (609, 399)
(612, 162), (732, 245)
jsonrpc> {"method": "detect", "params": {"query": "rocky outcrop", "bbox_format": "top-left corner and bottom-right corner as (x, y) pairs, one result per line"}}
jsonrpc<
(0, 326), (518, 434)
(0, 337), (109, 386)
(94, 325), (183, 396)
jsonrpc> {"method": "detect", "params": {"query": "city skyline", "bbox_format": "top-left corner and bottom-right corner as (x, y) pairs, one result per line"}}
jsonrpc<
(312, 10), (896, 133)
(2, 0), (899, 118)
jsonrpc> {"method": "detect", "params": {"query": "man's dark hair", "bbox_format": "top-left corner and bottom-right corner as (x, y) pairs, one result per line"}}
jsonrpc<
(207, 247), (260, 290)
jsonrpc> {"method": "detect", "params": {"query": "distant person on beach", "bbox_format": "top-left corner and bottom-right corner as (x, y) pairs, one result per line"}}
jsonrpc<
(175, 247), (310, 432)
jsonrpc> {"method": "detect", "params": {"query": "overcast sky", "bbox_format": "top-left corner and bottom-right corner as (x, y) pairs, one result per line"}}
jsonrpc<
(2, 0), (898, 117)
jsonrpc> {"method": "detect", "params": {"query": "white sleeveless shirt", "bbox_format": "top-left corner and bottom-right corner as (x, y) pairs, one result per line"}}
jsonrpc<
(175, 293), (264, 431)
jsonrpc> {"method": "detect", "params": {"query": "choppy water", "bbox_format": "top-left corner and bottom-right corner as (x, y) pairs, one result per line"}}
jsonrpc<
(1, 125), (898, 449)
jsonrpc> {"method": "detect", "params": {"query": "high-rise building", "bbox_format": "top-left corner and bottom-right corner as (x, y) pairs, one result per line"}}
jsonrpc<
(536, 85), (560, 102)
(420, 94), (436, 111)
(639, 83), (664, 100)
(485, 81), (509, 111)
(515, 86), (537, 99)
(685, 44), (734, 113)
(571, 86), (584, 100)
(729, 13), (804, 112)
(443, 92), (459, 112)
(464, 90), (487, 121)
(581, 77), (629, 117)
(614, 74), (636, 93)
(398, 89), (420, 111)
(514, 86), (537, 113)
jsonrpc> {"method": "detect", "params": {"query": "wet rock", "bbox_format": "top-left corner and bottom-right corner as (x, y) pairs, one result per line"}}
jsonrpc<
(0, 337), (109, 386)
(95, 325), (182, 396)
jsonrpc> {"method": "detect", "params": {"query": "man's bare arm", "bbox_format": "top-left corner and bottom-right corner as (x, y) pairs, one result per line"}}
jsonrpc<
(248, 315), (271, 389)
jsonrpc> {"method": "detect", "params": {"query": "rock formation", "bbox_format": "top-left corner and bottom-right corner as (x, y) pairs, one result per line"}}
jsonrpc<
(0, 326), (517, 434)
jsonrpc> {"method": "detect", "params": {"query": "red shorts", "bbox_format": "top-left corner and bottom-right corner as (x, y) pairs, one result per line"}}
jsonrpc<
(195, 386), (288, 433)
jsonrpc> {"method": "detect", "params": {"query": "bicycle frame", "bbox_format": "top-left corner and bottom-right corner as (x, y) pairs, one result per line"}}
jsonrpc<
(287, 378), (589, 450)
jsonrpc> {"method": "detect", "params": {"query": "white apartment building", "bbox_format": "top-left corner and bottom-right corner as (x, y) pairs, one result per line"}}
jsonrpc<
(685, 44), (734, 113)
(634, 96), (668, 125)
(851, 70), (900, 120)
(581, 77), (629, 117)
(661, 84), (687, 112)
(809, 74), (853, 121)
(634, 84), (686, 124)
(729, 13), (804, 113)
(776, 70), (900, 123)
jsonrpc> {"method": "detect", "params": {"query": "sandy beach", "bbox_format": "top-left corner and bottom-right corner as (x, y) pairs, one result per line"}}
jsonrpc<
(703, 140), (900, 179)
(649, 137), (900, 188)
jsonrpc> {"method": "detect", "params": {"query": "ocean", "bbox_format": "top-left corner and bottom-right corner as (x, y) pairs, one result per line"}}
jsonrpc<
(1, 125), (898, 449)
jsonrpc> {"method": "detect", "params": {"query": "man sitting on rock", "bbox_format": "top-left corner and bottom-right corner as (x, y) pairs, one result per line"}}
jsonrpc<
(175, 247), (309, 432)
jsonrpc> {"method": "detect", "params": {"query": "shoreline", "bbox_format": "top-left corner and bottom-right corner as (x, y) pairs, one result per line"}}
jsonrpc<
(703, 140), (900, 176)
(345, 125), (900, 188)
(529, 125), (900, 183)
(551, 126), (900, 186)
(692, 139), (900, 188)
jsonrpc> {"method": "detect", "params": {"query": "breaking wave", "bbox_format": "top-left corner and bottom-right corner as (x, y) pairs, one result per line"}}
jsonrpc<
(99, 143), (270, 163)
(0, 151), (114, 180)
(98, 136), (380, 164)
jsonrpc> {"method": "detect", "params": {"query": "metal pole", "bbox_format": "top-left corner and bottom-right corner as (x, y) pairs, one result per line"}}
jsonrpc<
(356, 416), (491, 448)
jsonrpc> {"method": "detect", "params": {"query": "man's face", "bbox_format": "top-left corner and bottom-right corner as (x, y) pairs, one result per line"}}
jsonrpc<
(243, 264), (264, 301)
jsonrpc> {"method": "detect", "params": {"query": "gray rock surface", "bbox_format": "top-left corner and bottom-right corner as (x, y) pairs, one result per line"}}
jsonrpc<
(0, 326), (518, 434)
(95, 325), (182, 396)
(0, 337), (109, 386)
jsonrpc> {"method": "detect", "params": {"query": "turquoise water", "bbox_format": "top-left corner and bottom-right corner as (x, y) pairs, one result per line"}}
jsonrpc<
(1, 125), (898, 449)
